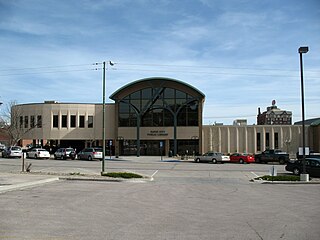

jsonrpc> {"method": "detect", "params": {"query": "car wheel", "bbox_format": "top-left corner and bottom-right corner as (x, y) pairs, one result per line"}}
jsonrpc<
(279, 158), (285, 165)
(293, 168), (300, 175)
(88, 155), (92, 161)
(212, 158), (217, 164)
(239, 159), (244, 164)
(194, 158), (200, 163)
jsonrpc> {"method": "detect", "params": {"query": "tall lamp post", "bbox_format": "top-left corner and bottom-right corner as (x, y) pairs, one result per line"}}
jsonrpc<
(101, 61), (114, 174)
(102, 61), (106, 174)
(298, 46), (309, 181)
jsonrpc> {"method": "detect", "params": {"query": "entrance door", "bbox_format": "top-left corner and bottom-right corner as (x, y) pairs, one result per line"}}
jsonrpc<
(141, 140), (165, 156)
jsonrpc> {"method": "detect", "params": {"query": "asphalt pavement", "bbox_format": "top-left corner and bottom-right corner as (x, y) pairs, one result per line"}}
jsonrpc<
(1, 156), (320, 240)
(1, 155), (319, 194)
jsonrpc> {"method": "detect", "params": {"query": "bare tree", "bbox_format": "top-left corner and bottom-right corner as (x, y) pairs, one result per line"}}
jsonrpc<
(2, 101), (41, 146)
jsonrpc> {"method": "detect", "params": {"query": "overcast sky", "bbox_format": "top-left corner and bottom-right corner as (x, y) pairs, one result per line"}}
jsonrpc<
(0, 0), (319, 125)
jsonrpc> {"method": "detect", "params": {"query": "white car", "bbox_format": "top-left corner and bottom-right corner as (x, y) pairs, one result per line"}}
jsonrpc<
(27, 148), (50, 159)
(2, 146), (22, 158)
(194, 152), (230, 164)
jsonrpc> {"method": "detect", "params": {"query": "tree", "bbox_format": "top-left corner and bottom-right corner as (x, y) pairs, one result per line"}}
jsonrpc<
(1, 101), (40, 146)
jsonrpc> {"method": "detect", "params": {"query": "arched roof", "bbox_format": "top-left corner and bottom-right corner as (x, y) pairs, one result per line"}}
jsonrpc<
(110, 77), (205, 101)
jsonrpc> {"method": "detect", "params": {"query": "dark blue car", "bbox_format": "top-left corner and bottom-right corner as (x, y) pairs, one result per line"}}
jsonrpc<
(285, 158), (320, 177)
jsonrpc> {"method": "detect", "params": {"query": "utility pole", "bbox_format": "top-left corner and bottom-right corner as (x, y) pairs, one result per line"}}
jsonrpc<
(102, 61), (106, 173)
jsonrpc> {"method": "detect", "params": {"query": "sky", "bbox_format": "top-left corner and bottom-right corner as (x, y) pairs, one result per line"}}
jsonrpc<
(0, 0), (319, 125)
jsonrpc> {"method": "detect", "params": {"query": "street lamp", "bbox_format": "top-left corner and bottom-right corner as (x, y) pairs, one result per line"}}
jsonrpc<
(101, 61), (114, 174)
(298, 46), (309, 181)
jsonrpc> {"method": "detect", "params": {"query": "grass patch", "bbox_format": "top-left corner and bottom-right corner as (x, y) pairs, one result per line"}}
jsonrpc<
(255, 175), (300, 181)
(101, 172), (143, 179)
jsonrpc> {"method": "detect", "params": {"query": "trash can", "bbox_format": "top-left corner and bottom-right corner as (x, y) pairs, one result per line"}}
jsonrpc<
(168, 150), (173, 157)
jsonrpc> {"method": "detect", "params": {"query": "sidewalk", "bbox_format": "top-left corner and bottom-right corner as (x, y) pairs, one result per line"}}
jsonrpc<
(0, 172), (59, 194)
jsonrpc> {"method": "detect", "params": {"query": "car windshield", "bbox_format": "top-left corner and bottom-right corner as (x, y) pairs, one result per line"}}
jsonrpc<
(11, 147), (21, 151)
(66, 148), (74, 151)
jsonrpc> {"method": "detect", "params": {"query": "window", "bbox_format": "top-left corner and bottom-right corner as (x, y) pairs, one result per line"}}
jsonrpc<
(70, 115), (76, 128)
(274, 132), (279, 149)
(118, 87), (198, 127)
(256, 133), (261, 151)
(19, 116), (23, 129)
(265, 132), (270, 149)
(30, 116), (35, 128)
(24, 116), (28, 128)
(53, 115), (59, 128)
(88, 116), (93, 128)
(62, 115), (67, 128)
(79, 115), (85, 128)
(37, 115), (42, 128)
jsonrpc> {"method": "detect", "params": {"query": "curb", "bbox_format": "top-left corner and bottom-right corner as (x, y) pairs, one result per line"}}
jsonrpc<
(251, 179), (320, 184)
(59, 176), (153, 182)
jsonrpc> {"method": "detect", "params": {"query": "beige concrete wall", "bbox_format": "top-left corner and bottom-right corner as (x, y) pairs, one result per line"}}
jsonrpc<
(15, 103), (115, 142)
(202, 125), (304, 156)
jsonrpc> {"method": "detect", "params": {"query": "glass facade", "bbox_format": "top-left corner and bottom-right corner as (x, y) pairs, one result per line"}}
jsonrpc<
(119, 87), (199, 127)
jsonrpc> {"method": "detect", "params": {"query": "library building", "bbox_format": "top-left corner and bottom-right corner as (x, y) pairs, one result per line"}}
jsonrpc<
(13, 77), (319, 157)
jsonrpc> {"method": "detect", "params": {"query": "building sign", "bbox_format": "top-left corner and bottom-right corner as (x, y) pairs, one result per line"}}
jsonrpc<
(147, 130), (168, 136)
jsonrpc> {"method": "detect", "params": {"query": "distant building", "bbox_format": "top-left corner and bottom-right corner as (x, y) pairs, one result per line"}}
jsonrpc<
(233, 119), (247, 126)
(257, 100), (292, 125)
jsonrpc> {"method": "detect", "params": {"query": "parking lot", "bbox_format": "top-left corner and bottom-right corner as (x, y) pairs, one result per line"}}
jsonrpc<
(1, 156), (320, 240)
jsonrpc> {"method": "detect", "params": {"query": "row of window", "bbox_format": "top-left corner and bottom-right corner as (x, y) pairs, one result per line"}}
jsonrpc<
(119, 87), (199, 127)
(19, 115), (42, 129)
(256, 132), (279, 151)
(52, 115), (94, 129)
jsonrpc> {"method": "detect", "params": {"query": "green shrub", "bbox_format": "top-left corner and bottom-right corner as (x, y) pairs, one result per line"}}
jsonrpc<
(255, 175), (300, 181)
(101, 172), (143, 179)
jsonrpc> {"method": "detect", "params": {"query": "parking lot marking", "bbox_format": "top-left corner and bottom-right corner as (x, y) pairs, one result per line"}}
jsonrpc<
(251, 172), (260, 178)
(151, 170), (159, 178)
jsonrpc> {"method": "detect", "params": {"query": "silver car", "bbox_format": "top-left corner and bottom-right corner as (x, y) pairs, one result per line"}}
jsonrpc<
(194, 152), (230, 164)
(54, 148), (76, 160)
(77, 148), (103, 161)
(2, 146), (22, 158)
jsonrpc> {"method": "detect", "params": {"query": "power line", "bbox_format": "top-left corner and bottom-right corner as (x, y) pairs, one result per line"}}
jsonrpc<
(119, 62), (320, 73)
(0, 63), (96, 72)
(0, 62), (318, 79)
(0, 68), (98, 77)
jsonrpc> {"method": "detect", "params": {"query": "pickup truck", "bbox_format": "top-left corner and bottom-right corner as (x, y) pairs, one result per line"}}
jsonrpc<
(255, 149), (289, 164)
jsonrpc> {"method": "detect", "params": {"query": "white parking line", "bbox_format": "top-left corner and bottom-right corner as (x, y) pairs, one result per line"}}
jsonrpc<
(151, 170), (159, 178)
(251, 172), (260, 178)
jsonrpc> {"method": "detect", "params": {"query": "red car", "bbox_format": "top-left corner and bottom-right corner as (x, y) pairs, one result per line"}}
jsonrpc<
(230, 153), (255, 164)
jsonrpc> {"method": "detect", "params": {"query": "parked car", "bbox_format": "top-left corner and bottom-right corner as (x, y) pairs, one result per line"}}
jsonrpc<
(296, 151), (320, 160)
(285, 158), (320, 177)
(230, 153), (255, 164)
(54, 148), (76, 160)
(255, 149), (289, 164)
(26, 148), (50, 159)
(77, 147), (103, 160)
(2, 146), (22, 158)
(194, 152), (230, 164)
(0, 143), (6, 152)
